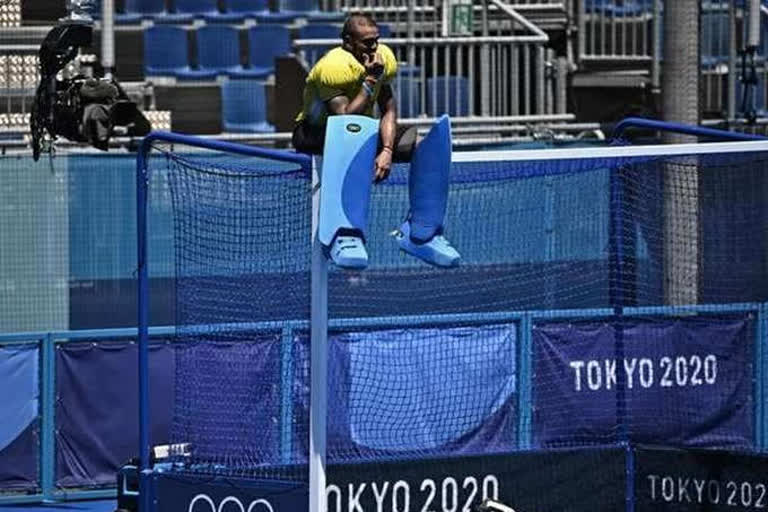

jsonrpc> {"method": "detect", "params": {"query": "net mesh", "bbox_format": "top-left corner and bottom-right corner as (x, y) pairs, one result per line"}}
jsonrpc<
(142, 142), (768, 479)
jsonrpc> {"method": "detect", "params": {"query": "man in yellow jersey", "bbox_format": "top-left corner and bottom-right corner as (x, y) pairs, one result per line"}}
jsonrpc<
(293, 13), (460, 269)
(293, 13), (414, 181)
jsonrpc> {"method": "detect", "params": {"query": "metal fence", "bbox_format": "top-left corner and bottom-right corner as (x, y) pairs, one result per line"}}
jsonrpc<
(296, 36), (565, 118)
(577, 0), (659, 63)
(296, 0), (570, 120)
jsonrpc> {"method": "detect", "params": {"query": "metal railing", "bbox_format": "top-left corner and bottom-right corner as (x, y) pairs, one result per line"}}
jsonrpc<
(296, 35), (559, 118)
(0, 46), (38, 121)
(295, 0), (568, 120)
(577, 0), (659, 63)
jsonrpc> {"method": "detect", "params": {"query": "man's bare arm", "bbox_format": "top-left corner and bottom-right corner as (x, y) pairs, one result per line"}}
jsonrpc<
(326, 91), (371, 116)
(326, 52), (384, 115)
(377, 84), (396, 151)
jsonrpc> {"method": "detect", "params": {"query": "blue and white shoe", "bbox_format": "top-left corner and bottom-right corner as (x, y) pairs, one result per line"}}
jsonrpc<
(329, 235), (368, 270)
(392, 221), (460, 268)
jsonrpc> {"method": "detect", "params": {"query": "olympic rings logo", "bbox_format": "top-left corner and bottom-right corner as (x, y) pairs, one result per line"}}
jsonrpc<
(188, 493), (275, 512)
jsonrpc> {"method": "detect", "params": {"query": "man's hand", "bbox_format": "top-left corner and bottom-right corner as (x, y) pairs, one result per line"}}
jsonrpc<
(363, 51), (385, 81)
(374, 147), (393, 182)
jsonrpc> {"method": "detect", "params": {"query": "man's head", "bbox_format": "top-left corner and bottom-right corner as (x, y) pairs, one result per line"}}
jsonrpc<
(341, 13), (380, 65)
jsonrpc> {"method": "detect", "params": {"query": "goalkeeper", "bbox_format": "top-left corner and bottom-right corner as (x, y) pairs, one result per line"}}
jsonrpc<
(292, 12), (460, 268)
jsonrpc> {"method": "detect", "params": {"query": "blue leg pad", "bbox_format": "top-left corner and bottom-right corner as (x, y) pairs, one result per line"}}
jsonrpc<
(408, 114), (452, 242)
(318, 115), (380, 246)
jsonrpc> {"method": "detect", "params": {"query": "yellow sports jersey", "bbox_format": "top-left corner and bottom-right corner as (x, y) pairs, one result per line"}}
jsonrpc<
(296, 44), (398, 126)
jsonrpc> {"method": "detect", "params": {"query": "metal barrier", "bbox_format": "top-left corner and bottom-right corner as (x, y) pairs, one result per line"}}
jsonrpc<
(297, 35), (553, 118)
(295, 0), (571, 121)
(577, 0), (658, 64)
(0, 45), (37, 136)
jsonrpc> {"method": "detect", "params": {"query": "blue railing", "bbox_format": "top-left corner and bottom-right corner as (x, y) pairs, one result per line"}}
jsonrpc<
(612, 117), (768, 142)
(1, 301), (765, 505)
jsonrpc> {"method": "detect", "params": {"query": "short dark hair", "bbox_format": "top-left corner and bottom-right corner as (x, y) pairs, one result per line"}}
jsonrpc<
(341, 12), (377, 41)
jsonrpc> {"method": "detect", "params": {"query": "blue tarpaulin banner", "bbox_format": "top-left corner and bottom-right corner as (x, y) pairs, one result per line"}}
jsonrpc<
(322, 325), (518, 459)
(532, 317), (753, 449)
(55, 340), (174, 488)
(0, 344), (39, 491)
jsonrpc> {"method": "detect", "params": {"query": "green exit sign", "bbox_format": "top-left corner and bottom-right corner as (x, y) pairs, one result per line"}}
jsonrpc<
(450, 1), (473, 35)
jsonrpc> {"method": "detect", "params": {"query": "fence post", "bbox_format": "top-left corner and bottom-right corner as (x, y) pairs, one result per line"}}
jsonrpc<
(40, 333), (55, 502)
(757, 303), (767, 451)
(280, 325), (296, 464)
(517, 313), (533, 450)
(480, 0), (491, 116)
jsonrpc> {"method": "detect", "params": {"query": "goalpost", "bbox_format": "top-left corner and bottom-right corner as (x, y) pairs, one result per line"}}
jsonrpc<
(136, 128), (768, 512)
(136, 131), (327, 512)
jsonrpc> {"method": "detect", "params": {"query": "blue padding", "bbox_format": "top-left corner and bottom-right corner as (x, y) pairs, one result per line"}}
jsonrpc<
(0, 345), (38, 453)
(318, 115), (379, 245)
(408, 114), (451, 242)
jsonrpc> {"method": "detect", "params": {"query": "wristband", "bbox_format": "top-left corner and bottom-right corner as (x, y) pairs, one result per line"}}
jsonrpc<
(361, 80), (375, 97)
(381, 145), (393, 153)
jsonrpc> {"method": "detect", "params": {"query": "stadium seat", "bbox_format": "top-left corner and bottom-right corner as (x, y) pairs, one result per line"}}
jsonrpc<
(584, 0), (652, 15)
(196, 25), (261, 78)
(427, 76), (470, 117)
(298, 24), (340, 65)
(736, 70), (768, 116)
(115, 0), (167, 24)
(221, 79), (275, 132)
(278, 0), (345, 22)
(242, 25), (292, 77)
(154, 0), (214, 23)
(700, 7), (730, 66)
(395, 65), (422, 118)
(204, 0), (269, 23)
(144, 25), (218, 80)
(247, 0), (309, 24)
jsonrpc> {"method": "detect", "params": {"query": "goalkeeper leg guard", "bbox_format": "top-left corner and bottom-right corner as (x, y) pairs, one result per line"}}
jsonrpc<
(394, 114), (461, 267)
(318, 115), (379, 269)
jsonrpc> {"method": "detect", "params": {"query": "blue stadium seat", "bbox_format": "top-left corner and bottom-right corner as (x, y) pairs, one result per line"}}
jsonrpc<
(427, 76), (470, 117)
(144, 25), (218, 80)
(736, 69), (768, 116)
(584, 0), (652, 15)
(197, 25), (271, 78)
(221, 79), (275, 132)
(115, 0), (167, 24)
(248, 0), (310, 24)
(700, 7), (730, 66)
(204, 0), (268, 23)
(243, 25), (292, 77)
(395, 65), (422, 118)
(278, 0), (345, 22)
(154, 0), (214, 22)
(298, 24), (340, 65)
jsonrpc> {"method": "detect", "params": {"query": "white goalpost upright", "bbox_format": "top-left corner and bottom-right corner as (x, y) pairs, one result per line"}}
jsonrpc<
(310, 156), (329, 512)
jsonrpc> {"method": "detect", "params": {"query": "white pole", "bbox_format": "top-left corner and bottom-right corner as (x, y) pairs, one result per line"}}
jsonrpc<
(748, 0), (761, 50)
(101, 0), (115, 79)
(309, 156), (328, 512)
